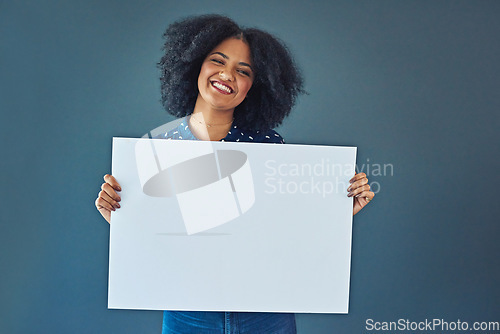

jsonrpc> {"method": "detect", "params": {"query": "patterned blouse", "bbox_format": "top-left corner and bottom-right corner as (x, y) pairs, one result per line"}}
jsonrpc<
(156, 117), (285, 144)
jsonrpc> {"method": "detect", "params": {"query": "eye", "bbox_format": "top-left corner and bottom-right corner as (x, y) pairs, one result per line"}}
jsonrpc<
(238, 69), (251, 77)
(210, 58), (224, 65)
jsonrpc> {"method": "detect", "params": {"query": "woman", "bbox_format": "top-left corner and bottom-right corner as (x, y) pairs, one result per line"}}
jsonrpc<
(95, 14), (374, 334)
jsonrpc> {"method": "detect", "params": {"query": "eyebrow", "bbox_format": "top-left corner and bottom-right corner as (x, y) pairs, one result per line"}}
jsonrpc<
(210, 52), (254, 71)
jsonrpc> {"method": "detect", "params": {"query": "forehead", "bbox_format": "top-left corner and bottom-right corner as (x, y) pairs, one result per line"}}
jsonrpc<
(208, 38), (252, 64)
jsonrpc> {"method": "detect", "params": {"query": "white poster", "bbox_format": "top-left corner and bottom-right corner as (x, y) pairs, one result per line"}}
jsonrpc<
(108, 137), (357, 313)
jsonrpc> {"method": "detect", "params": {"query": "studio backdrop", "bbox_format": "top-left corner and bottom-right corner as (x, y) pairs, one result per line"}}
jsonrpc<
(1, 1), (499, 333)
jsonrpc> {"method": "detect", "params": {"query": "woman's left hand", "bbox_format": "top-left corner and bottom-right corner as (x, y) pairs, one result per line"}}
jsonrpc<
(348, 172), (375, 215)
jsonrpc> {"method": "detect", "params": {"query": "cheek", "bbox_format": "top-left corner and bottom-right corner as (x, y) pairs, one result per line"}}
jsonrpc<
(198, 63), (215, 88)
(197, 65), (208, 87)
(239, 80), (253, 97)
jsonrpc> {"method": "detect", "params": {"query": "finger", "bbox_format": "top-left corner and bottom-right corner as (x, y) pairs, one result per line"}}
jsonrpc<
(347, 177), (368, 192)
(99, 190), (120, 209)
(101, 183), (121, 202)
(104, 174), (122, 191)
(349, 172), (366, 184)
(95, 196), (116, 212)
(347, 184), (370, 197)
(97, 206), (111, 223)
(355, 191), (375, 201)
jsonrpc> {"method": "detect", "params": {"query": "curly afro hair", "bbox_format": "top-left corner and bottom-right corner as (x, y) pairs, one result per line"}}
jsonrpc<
(158, 14), (304, 130)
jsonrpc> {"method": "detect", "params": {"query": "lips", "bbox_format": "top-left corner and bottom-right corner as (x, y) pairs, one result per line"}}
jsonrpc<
(210, 80), (234, 94)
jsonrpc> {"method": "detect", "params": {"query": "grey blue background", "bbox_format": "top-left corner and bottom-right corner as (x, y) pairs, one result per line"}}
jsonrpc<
(1, 0), (499, 333)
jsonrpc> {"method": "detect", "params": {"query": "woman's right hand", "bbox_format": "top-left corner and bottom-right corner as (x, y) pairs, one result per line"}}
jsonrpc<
(95, 174), (122, 223)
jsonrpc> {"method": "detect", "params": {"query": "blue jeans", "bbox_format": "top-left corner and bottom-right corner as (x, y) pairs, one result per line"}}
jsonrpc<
(162, 311), (297, 334)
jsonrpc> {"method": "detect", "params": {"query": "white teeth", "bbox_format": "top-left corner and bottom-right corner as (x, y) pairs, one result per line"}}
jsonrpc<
(212, 81), (232, 93)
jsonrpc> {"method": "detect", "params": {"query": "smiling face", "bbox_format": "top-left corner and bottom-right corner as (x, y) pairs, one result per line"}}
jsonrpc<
(196, 37), (254, 114)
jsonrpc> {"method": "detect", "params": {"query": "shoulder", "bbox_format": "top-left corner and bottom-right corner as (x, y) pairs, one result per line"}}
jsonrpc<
(153, 118), (196, 140)
(222, 125), (285, 144)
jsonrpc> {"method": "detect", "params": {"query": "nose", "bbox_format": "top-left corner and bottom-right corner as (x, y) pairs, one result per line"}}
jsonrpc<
(219, 70), (234, 82)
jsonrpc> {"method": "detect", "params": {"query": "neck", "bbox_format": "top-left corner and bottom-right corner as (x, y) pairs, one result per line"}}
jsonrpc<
(192, 95), (235, 125)
(190, 96), (235, 141)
